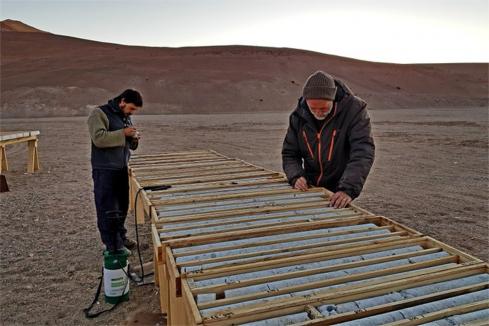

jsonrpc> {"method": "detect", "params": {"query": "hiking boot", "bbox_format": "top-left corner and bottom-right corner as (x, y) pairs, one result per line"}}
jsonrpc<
(123, 238), (137, 250)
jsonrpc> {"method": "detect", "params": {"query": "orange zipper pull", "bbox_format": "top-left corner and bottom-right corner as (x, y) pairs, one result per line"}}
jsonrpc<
(316, 132), (323, 186)
(328, 129), (337, 161)
(302, 130), (315, 160)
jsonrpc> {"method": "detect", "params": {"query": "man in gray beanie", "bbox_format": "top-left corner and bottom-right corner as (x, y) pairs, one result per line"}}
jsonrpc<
(282, 71), (375, 208)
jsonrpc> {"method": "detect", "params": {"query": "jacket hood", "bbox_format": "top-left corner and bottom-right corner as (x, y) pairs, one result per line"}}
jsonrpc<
(105, 98), (127, 117)
(107, 98), (120, 112)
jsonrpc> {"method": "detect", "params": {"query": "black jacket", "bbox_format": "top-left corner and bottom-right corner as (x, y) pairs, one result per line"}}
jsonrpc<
(88, 99), (138, 170)
(282, 79), (375, 199)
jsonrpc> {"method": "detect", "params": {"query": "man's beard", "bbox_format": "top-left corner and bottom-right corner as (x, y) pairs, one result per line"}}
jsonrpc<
(309, 109), (330, 120)
(311, 113), (326, 120)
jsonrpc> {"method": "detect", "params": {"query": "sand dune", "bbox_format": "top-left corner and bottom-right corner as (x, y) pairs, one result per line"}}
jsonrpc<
(1, 20), (488, 118)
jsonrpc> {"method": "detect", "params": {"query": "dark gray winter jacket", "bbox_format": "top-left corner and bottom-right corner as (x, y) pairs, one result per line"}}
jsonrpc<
(282, 79), (375, 199)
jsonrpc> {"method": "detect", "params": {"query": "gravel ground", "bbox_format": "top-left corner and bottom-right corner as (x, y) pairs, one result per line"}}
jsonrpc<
(1, 107), (487, 325)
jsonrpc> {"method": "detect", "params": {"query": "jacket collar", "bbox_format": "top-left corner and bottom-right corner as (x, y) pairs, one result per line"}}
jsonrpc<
(106, 98), (128, 119)
(107, 98), (121, 113)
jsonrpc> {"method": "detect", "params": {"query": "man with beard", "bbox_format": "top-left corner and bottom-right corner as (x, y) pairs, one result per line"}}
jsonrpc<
(282, 71), (375, 208)
(88, 89), (142, 253)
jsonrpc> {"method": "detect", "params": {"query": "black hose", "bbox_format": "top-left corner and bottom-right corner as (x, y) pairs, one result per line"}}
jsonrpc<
(133, 184), (171, 284)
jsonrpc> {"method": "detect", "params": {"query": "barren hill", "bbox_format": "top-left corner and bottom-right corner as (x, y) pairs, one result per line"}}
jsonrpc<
(1, 20), (487, 118)
(0, 19), (46, 33)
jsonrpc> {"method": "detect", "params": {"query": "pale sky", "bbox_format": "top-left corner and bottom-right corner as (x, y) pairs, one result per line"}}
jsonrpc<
(1, 0), (488, 63)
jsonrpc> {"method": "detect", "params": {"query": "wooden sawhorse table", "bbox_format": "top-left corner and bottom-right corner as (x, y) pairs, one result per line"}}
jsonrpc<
(0, 131), (40, 173)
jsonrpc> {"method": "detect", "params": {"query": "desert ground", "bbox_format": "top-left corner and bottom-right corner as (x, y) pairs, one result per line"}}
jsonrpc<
(0, 106), (487, 325)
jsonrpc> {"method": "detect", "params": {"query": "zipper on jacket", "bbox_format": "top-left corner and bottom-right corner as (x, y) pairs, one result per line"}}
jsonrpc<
(315, 104), (337, 186)
(327, 129), (337, 161)
(302, 130), (315, 160)
(316, 132), (323, 186)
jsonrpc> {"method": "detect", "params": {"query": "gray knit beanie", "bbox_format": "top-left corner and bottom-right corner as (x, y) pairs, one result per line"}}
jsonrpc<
(302, 71), (337, 100)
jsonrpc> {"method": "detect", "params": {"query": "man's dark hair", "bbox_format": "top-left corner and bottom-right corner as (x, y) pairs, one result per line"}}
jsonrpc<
(116, 89), (143, 107)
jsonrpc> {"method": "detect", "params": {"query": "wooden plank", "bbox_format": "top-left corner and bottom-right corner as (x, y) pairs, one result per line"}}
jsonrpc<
(0, 132), (29, 141)
(156, 201), (330, 224)
(130, 172), (139, 212)
(148, 177), (287, 196)
(197, 256), (457, 309)
(0, 134), (40, 173)
(152, 184), (292, 202)
(153, 251), (159, 287)
(157, 196), (328, 217)
(129, 154), (223, 165)
(129, 175), (155, 224)
(159, 213), (362, 240)
(166, 246), (180, 286)
(183, 281), (203, 325)
(175, 224), (395, 260)
(0, 145), (7, 173)
(150, 206), (159, 224)
(27, 139), (40, 173)
(166, 246), (189, 325)
(384, 300), (489, 326)
(135, 162), (257, 177)
(138, 166), (263, 182)
(0, 135), (37, 146)
(151, 224), (168, 313)
(158, 260), (169, 314)
(208, 306), (312, 326)
(153, 187), (327, 206)
(158, 196), (329, 218)
(130, 158), (236, 172)
(349, 202), (375, 216)
(141, 188), (152, 220)
(305, 305), (323, 320)
(177, 231), (409, 268)
(131, 154), (221, 162)
(152, 224), (164, 263)
(130, 152), (222, 162)
(162, 210), (361, 235)
(161, 215), (373, 247)
(151, 224), (168, 314)
(374, 215), (423, 236)
(131, 158), (236, 168)
(141, 170), (281, 187)
(201, 263), (486, 325)
(133, 161), (249, 177)
(0, 131), (30, 141)
(189, 248), (443, 294)
(424, 236), (482, 263)
(131, 150), (213, 159)
(185, 237), (426, 279)
(208, 149), (231, 159)
(294, 282), (489, 325)
(131, 157), (226, 168)
(133, 178), (147, 224)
